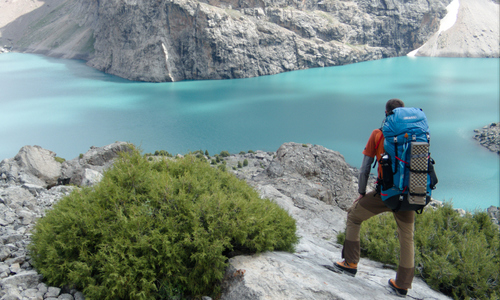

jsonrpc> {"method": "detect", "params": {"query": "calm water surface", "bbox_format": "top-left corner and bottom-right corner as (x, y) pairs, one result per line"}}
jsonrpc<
(0, 53), (498, 210)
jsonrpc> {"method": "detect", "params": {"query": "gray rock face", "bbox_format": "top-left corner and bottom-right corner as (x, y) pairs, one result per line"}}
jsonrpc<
(415, 0), (499, 58)
(2, 0), (451, 82)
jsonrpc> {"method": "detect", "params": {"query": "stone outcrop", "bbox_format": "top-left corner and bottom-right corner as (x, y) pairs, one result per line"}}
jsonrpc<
(1, 145), (62, 188)
(1, 0), (452, 82)
(473, 122), (500, 154)
(59, 142), (132, 186)
(233, 143), (358, 210)
(1, 142), (497, 299)
(0, 142), (131, 190)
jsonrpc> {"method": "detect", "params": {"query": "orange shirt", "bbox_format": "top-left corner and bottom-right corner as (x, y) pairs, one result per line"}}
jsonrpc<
(362, 129), (385, 177)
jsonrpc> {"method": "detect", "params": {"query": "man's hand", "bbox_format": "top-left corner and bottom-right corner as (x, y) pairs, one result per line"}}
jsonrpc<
(354, 194), (364, 202)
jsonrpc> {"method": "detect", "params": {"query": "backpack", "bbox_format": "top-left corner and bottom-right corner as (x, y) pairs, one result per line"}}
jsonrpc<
(379, 107), (438, 213)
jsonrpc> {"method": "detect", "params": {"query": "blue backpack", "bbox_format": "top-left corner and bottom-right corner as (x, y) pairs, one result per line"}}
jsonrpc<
(379, 107), (438, 212)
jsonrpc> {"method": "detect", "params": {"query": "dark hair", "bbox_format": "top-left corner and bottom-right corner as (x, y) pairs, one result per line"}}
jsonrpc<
(386, 99), (405, 114)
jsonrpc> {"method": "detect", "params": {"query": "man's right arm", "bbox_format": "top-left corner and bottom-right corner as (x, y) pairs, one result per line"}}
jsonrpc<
(358, 154), (374, 196)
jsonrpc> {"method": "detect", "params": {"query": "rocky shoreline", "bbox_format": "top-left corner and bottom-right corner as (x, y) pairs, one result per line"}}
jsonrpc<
(1, 142), (498, 299)
(474, 122), (500, 154)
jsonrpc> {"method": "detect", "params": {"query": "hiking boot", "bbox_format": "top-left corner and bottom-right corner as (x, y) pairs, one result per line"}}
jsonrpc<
(332, 260), (357, 277)
(388, 279), (408, 297)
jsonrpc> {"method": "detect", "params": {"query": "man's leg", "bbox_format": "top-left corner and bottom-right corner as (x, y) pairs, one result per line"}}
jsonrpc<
(342, 191), (390, 264)
(393, 210), (415, 289)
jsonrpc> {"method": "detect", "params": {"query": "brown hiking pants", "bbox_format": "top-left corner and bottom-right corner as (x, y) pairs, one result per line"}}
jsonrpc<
(342, 191), (415, 289)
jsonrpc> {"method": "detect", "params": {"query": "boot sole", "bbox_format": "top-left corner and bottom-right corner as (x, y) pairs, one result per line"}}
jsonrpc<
(323, 264), (356, 277)
(388, 279), (407, 297)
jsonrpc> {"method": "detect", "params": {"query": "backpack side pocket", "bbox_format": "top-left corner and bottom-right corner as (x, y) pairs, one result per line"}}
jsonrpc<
(379, 153), (393, 190)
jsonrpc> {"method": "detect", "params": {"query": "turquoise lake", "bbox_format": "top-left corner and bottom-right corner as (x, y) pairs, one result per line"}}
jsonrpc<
(0, 53), (498, 211)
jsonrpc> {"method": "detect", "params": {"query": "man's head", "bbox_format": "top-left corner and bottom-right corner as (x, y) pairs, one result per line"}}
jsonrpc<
(386, 98), (405, 115)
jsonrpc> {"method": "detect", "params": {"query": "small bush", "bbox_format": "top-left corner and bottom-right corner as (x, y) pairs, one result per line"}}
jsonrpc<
(339, 203), (499, 300)
(237, 161), (242, 168)
(30, 148), (298, 299)
(205, 150), (209, 156)
(243, 159), (248, 167)
(239, 151), (246, 155)
(154, 150), (172, 157)
(219, 151), (230, 158)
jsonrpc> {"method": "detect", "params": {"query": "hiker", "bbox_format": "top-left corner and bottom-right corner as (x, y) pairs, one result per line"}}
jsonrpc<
(333, 98), (413, 297)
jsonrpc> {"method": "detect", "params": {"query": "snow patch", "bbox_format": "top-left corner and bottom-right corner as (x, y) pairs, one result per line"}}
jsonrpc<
(407, 0), (460, 57)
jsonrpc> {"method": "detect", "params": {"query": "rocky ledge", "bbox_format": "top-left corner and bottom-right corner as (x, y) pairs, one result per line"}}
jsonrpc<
(1, 142), (498, 299)
(474, 122), (500, 154)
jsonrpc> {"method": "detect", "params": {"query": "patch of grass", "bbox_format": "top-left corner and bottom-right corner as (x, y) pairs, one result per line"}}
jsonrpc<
(54, 157), (65, 163)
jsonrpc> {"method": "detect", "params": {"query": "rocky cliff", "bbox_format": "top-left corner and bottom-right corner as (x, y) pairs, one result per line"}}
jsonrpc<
(1, 0), (453, 81)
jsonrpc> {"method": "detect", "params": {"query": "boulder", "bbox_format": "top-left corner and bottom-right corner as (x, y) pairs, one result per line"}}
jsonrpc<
(0, 146), (62, 188)
(0, 186), (36, 210)
(0, 271), (41, 290)
(265, 143), (358, 210)
(60, 142), (131, 186)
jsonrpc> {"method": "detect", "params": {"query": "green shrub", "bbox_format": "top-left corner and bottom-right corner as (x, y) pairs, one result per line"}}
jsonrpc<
(239, 151), (246, 155)
(237, 161), (242, 168)
(205, 150), (209, 156)
(219, 151), (230, 158)
(153, 150), (172, 157)
(338, 203), (499, 300)
(30, 148), (298, 300)
(243, 159), (248, 167)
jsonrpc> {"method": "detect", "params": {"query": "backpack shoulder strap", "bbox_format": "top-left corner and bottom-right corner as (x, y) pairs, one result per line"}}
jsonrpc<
(372, 129), (384, 169)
